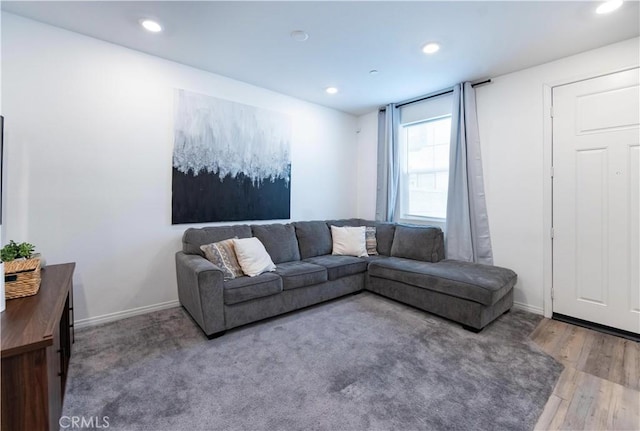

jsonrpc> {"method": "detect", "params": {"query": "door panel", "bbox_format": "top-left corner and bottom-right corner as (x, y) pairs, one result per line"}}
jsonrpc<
(630, 145), (639, 314)
(553, 68), (640, 334)
(575, 147), (608, 305)
(577, 85), (640, 133)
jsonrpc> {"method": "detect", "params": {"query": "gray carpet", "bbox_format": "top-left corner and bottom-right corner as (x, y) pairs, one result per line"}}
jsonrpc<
(62, 293), (563, 431)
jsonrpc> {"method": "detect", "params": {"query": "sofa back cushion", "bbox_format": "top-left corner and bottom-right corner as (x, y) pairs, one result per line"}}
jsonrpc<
(371, 222), (396, 256)
(390, 225), (445, 262)
(182, 225), (252, 256)
(325, 218), (366, 227)
(251, 224), (301, 264)
(351, 220), (396, 256)
(294, 221), (333, 259)
(326, 219), (396, 256)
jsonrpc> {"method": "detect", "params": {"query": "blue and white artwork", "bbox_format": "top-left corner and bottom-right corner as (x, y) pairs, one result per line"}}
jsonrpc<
(172, 89), (291, 224)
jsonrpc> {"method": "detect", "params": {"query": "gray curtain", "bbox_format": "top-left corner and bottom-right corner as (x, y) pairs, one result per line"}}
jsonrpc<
(375, 104), (400, 222)
(446, 83), (493, 264)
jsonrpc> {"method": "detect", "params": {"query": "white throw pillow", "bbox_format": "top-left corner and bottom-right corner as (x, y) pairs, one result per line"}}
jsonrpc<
(331, 225), (368, 258)
(232, 237), (277, 277)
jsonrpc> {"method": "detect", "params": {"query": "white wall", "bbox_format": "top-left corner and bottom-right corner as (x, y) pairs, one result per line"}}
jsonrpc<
(357, 37), (640, 314)
(1, 13), (359, 324)
(476, 37), (639, 313)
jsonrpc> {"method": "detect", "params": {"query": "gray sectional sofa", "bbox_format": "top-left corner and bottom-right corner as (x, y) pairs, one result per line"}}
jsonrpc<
(175, 219), (516, 338)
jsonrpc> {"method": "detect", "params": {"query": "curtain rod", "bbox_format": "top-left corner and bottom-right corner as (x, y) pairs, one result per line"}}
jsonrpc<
(384, 79), (492, 110)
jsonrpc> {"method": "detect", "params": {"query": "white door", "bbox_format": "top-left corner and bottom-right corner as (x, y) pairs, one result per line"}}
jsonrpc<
(552, 68), (640, 334)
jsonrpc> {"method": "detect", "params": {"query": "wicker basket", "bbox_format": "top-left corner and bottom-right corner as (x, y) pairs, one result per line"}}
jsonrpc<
(4, 257), (42, 299)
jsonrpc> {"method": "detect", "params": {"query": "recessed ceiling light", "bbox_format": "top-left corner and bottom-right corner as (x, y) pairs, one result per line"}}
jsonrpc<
(325, 87), (338, 95)
(596, 0), (623, 14)
(140, 19), (162, 33)
(290, 30), (309, 42)
(422, 42), (440, 54)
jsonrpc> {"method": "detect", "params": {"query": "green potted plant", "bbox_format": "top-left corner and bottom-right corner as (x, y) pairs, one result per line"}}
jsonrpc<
(1, 240), (35, 262)
(1, 240), (39, 274)
(2, 240), (42, 299)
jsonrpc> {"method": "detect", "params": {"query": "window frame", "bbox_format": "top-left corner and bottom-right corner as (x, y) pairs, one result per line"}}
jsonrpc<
(397, 114), (452, 226)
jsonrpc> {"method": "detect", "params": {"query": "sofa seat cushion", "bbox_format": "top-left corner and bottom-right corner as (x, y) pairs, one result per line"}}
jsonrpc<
(275, 261), (328, 291)
(223, 273), (283, 305)
(360, 254), (392, 264)
(368, 258), (516, 306)
(303, 255), (368, 281)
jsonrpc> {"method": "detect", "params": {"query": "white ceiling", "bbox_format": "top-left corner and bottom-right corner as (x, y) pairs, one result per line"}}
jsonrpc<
(2, 1), (638, 115)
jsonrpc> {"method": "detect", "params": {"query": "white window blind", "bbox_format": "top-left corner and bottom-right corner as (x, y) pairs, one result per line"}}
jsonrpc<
(398, 94), (453, 221)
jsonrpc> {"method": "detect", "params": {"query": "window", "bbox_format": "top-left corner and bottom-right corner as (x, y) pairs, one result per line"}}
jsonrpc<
(399, 116), (451, 220)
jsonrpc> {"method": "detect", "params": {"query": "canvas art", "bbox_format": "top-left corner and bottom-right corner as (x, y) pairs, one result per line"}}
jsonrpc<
(0, 115), (4, 225)
(172, 90), (291, 224)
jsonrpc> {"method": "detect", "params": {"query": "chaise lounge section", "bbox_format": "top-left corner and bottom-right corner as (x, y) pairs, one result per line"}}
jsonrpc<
(175, 219), (517, 338)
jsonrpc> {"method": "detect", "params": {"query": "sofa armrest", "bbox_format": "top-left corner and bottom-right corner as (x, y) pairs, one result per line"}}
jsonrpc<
(175, 251), (226, 335)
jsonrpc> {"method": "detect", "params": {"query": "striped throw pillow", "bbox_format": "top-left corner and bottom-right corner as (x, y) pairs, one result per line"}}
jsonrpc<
(366, 226), (378, 256)
(200, 238), (244, 280)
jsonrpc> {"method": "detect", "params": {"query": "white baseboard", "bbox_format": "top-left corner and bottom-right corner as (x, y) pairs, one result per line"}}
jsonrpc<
(513, 301), (544, 315)
(74, 300), (180, 329)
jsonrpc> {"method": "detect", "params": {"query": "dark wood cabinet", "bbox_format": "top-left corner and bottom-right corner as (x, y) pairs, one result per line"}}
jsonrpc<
(1, 263), (75, 431)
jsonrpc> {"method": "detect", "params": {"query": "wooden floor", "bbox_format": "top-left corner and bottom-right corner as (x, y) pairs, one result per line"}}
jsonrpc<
(531, 318), (640, 430)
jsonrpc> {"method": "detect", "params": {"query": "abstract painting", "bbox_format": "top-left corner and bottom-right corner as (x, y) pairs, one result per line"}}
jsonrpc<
(0, 115), (3, 225)
(172, 90), (291, 224)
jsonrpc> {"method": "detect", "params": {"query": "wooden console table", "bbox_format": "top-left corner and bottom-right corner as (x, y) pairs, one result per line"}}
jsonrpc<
(1, 263), (75, 431)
